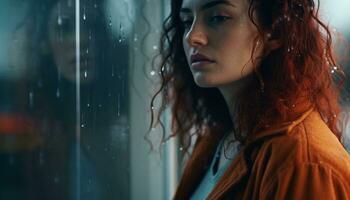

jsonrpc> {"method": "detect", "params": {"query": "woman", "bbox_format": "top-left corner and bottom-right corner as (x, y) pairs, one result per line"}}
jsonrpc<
(150, 0), (350, 199)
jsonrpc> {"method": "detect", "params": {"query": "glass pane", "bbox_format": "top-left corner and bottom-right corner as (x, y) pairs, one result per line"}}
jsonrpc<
(0, 0), (129, 199)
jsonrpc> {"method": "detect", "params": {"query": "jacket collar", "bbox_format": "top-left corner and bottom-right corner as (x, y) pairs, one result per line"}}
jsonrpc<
(174, 106), (315, 200)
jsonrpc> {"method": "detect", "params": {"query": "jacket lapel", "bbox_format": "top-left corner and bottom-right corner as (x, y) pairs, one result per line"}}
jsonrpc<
(206, 150), (248, 200)
(206, 107), (315, 199)
(173, 133), (222, 200)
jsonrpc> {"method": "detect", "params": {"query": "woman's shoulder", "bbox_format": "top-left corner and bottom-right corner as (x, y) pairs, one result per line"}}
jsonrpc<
(255, 110), (350, 180)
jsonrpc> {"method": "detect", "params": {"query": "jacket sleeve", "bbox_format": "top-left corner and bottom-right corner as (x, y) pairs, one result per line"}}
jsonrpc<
(261, 163), (350, 200)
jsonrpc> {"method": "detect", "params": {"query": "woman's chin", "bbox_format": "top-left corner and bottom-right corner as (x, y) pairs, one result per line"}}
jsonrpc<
(194, 78), (218, 88)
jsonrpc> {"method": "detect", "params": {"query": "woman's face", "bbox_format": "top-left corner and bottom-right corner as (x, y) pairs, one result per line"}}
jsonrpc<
(181, 0), (263, 88)
(48, 0), (97, 83)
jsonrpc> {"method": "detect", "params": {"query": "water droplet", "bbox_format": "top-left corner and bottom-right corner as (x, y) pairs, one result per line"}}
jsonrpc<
(29, 91), (34, 108)
(153, 45), (158, 50)
(84, 70), (88, 78)
(57, 16), (62, 25)
(81, 124), (85, 128)
(86, 48), (89, 54)
(83, 13), (86, 20)
(117, 94), (120, 117)
(150, 70), (156, 76)
(331, 70), (335, 74)
(109, 16), (112, 26)
(134, 35), (138, 42)
(56, 88), (60, 98)
(87, 103), (90, 107)
(151, 106), (155, 110)
(179, 147), (183, 151)
(333, 66), (338, 70)
(98, 104), (102, 108)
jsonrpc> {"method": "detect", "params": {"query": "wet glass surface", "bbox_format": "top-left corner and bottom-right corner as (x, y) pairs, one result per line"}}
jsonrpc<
(0, 0), (129, 199)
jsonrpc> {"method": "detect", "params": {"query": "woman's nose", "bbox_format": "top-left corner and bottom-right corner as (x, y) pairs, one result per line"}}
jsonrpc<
(185, 22), (208, 47)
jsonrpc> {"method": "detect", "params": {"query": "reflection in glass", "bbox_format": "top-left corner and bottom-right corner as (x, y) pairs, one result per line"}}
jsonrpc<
(0, 0), (129, 199)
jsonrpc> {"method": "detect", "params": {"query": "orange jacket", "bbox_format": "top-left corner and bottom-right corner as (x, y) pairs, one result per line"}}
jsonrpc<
(174, 108), (350, 199)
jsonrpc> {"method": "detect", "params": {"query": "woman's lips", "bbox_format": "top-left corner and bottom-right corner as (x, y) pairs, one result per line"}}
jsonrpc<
(191, 60), (215, 69)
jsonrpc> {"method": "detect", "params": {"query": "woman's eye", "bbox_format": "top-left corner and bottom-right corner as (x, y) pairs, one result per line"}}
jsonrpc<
(210, 15), (231, 23)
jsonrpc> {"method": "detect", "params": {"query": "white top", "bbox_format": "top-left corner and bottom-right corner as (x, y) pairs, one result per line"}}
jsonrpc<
(190, 135), (241, 200)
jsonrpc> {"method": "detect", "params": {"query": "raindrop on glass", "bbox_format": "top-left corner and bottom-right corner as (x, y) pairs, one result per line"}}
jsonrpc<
(331, 69), (335, 74)
(57, 16), (62, 25)
(153, 45), (158, 50)
(87, 103), (90, 107)
(81, 124), (85, 128)
(133, 34), (138, 42)
(86, 48), (89, 54)
(117, 94), (120, 117)
(179, 147), (184, 151)
(29, 91), (34, 108)
(88, 30), (93, 40)
(150, 70), (156, 76)
(57, 2), (62, 25)
(56, 88), (60, 98)
(83, 13), (86, 20)
(84, 70), (88, 78)
(109, 16), (112, 27)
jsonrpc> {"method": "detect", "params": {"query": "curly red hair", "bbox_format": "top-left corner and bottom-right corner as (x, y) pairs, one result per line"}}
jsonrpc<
(149, 0), (347, 153)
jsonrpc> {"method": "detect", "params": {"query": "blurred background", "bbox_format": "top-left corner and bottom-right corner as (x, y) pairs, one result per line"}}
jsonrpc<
(0, 0), (348, 200)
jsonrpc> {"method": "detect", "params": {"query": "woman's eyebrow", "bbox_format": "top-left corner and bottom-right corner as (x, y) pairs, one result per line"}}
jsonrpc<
(180, 0), (236, 14)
